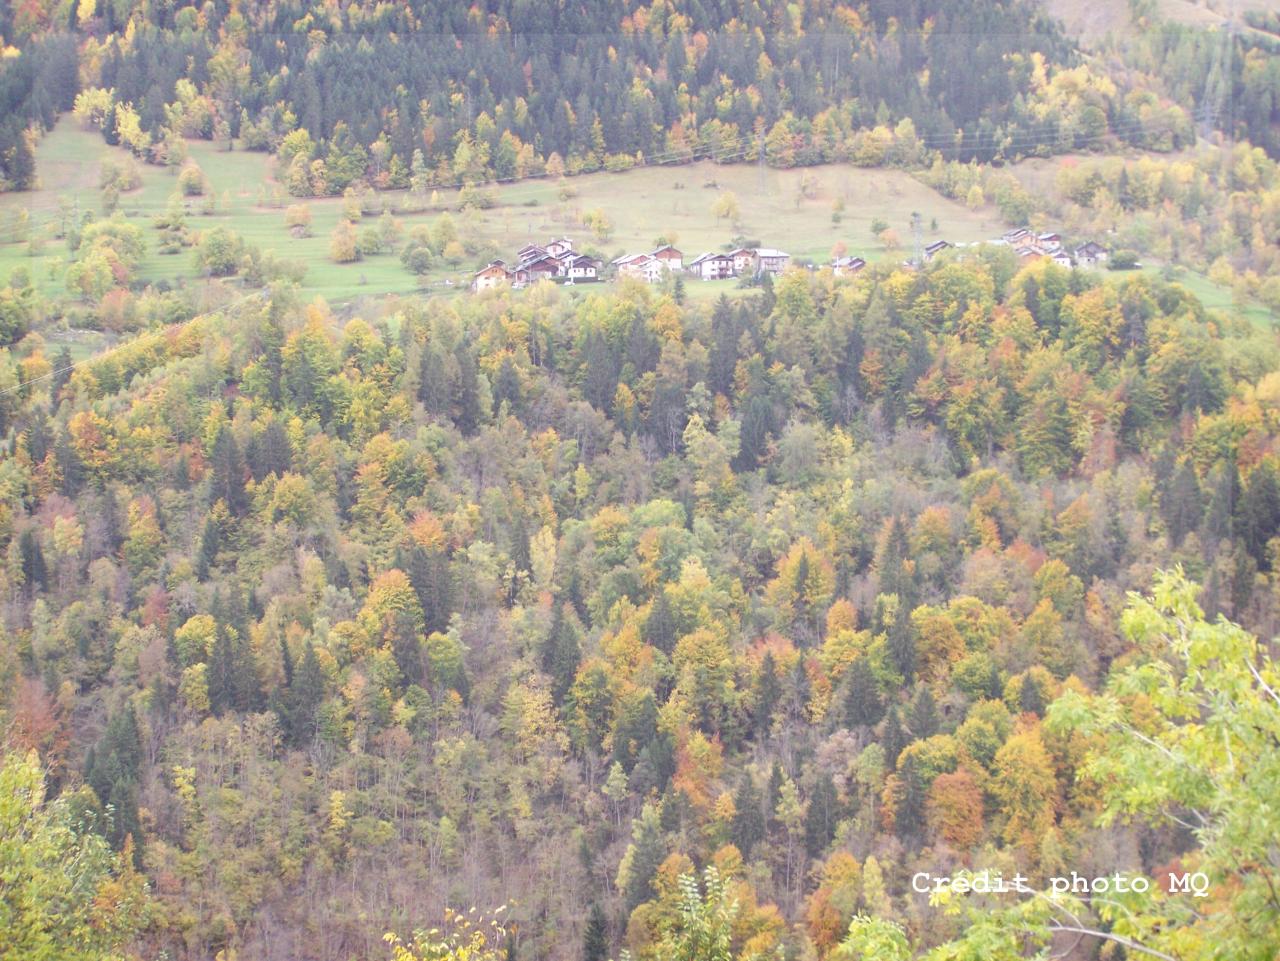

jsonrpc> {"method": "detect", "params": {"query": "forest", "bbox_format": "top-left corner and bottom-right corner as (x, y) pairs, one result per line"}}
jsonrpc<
(2, 246), (1280, 960)
(5, 0), (1274, 195)
(3, 2), (1280, 961)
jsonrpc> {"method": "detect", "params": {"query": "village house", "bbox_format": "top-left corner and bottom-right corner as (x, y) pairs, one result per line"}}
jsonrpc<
(728, 247), (756, 275)
(472, 261), (513, 292)
(1074, 241), (1108, 267)
(831, 255), (867, 276)
(651, 245), (684, 271)
(613, 253), (656, 281)
(923, 240), (951, 262)
(517, 243), (547, 263)
(688, 251), (735, 280)
(564, 254), (601, 282)
(1050, 250), (1074, 269)
(521, 255), (560, 282)
(753, 248), (791, 275)
(545, 237), (575, 258)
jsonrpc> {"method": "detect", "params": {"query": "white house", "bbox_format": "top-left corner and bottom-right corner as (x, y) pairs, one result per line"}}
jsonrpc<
(688, 252), (735, 280)
(472, 261), (512, 292)
(545, 237), (575, 258)
(728, 247), (755, 275)
(651, 245), (684, 272)
(753, 248), (791, 275)
(565, 254), (600, 281)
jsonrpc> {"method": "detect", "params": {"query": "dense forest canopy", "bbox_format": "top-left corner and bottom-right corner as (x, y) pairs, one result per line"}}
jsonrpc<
(2, 243), (1280, 959)
(3, 3), (1280, 961)
(5, 0), (1272, 192)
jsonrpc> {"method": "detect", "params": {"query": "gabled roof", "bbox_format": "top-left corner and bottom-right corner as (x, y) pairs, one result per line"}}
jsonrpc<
(754, 248), (790, 258)
(832, 256), (866, 269)
(568, 254), (600, 267)
(925, 240), (951, 253)
(522, 256), (560, 271)
(689, 251), (733, 265)
(474, 261), (511, 276)
(651, 244), (682, 257)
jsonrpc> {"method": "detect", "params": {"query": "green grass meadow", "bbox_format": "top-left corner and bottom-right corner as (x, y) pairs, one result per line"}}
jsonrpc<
(2, 122), (1273, 327)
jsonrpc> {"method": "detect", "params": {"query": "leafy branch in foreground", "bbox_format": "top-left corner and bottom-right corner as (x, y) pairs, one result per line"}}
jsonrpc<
(839, 567), (1280, 961)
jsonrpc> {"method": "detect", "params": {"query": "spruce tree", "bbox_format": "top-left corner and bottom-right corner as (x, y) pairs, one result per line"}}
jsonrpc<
(286, 640), (325, 746)
(843, 656), (884, 728)
(642, 590), (677, 654)
(804, 773), (839, 858)
(882, 706), (907, 769)
(542, 604), (581, 704)
(623, 808), (665, 912)
(909, 686), (939, 739)
(582, 903), (609, 961)
(210, 426), (248, 515)
(752, 651), (782, 738)
(730, 775), (765, 857)
(888, 608), (916, 682)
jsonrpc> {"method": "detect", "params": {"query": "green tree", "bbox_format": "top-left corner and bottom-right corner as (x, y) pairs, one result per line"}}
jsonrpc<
(582, 903), (609, 961)
(0, 750), (148, 961)
(654, 868), (738, 961)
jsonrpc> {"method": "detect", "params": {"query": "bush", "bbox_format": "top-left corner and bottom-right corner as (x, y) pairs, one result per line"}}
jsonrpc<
(196, 227), (244, 276)
(178, 164), (206, 197)
(1109, 249), (1140, 270)
(357, 227), (384, 256)
(330, 220), (360, 263)
(284, 204), (312, 237)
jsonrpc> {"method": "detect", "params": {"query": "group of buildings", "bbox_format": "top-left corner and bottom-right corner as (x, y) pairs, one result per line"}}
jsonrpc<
(991, 228), (1109, 268)
(472, 228), (1110, 292)
(472, 236), (604, 291)
(472, 237), (794, 291)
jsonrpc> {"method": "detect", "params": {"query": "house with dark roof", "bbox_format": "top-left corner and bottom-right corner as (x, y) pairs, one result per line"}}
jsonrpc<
(688, 251), (735, 280)
(831, 255), (867, 276)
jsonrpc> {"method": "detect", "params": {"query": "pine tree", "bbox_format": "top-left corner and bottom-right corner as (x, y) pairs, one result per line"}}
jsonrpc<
(418, 345), (451, 417)
(196, 515), (219, 580)
(542, 603), (582, 704)
(582, 903), (609, 961)
(18, 528), (47, 594)
(210, 426), (248, 515)
(207, 627), (236, 716)
(752, 651), (782, 738)
(454, 346), (482, 435)
(895, 754), (927, 841)
(843, 656), (884, 728)
(85, 705), (143, 862)
(623, 806), (666, 912)
(643, 590), (677, 654)
(909, 686), (939, 739)
(1241, 461), (1280, 568)
(804, 773), (839, 858)
(1162, 460), (1203, 547)
(286, 640), (325, 746)
(888, 608), (916, 682)
(494, 355), (522, 411)
(730, 775), (765, 857)
(1019, 673), (1045, 716)
(882, 706), (907, 769)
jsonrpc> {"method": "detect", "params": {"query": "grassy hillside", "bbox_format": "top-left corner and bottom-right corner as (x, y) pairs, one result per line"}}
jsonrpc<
(0, 124), (1002, 303)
